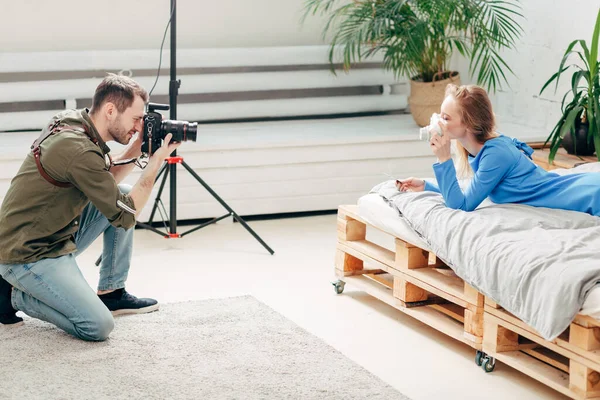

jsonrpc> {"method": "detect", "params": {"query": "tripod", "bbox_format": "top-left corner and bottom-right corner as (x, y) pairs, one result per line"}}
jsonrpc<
(137, 0), (274, 254)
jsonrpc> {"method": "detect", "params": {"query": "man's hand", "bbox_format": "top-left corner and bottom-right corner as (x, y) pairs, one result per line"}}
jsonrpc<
(151, 133), (181, 162)
(396, 177), (425, 192)
(430, 121), (452, 163)
(129, 134), (181, 217)
(109, 133), (145, 183)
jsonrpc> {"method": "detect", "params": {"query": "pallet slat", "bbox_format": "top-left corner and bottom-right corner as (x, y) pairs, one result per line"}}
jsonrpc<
(336, 241), (395, 275)
(522, 347), (570, 373)
(401, 268), (470, 308)
(486, 306), (600, 372)
(341, 239), (395, 268)
(493, 351), (574, 398)
(340, 275), (481, 349)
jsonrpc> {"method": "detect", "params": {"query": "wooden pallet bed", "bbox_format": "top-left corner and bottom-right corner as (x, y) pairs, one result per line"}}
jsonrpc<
(335, 204), (600, 399)
(335, 204), (485, 350)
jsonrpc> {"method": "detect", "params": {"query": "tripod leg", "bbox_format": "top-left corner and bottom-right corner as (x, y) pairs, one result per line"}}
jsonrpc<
(180, 160), (274, 255)
(231, 213), (275, 255)
(147, 162), (170, 224)
(154, 162), (168, 184)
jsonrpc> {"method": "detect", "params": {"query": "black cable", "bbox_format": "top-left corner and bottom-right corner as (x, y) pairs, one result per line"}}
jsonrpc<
(148, 2), (176, 97)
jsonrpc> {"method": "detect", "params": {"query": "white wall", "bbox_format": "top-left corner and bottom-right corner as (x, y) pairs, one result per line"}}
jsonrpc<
(0, 0), (329, 51)
(3, 0), (598, 136)
(451, 1), (600, 134)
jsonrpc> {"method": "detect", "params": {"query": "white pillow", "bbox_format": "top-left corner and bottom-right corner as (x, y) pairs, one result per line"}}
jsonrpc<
(550, 162), (600, 175)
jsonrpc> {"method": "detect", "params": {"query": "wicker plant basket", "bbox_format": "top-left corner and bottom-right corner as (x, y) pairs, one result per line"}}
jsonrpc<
(408, 72), (461, 127)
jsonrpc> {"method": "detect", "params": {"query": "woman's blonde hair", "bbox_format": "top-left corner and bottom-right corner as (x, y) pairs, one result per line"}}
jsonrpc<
(445, 84), (497, 176)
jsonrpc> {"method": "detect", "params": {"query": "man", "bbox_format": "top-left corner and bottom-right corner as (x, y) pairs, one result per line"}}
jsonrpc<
(0, 74), (180, 341)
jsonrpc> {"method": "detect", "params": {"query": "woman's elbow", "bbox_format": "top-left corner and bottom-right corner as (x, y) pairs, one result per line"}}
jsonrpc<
(445, 200), (476, 212)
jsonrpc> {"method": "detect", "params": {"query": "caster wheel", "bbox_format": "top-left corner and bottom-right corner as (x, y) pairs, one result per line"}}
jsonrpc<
(475, 350), (484, 366)
(482, 356), (496, 373)
(332, 280), (345, 294)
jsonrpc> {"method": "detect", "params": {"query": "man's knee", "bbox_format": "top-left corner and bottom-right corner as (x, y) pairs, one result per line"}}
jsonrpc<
(76, 310), (115, 342)
(118, 184), (133, 195)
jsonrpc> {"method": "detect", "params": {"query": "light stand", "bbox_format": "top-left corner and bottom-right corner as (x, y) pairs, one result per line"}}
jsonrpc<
(136, 0), (274, 254)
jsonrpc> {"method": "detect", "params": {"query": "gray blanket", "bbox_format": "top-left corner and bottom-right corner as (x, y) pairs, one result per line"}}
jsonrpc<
(372, 180), (600, 341)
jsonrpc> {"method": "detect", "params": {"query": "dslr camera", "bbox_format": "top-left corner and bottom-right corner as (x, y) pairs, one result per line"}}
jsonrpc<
(419, 113), (445, 141)
(141, 103), (198, 156)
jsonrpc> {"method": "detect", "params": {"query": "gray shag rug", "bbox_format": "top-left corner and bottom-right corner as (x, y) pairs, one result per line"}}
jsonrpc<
(0, 296), (408, 400)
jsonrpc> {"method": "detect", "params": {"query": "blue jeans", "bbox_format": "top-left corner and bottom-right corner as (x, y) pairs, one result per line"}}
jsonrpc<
(0, 185), (134, 341)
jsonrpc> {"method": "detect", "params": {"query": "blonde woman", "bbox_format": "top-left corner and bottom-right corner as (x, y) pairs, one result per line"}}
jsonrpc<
(397, 84), (600, 215)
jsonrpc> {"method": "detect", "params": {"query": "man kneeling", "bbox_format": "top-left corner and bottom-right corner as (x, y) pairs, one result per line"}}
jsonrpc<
(0, 74), (179, 341)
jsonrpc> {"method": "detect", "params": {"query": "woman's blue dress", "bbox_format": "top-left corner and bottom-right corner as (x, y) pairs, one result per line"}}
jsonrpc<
(424, 135), (600, 216)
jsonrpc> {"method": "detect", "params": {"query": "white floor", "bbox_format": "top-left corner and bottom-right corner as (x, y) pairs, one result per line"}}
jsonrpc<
(73, 213), (566, 400)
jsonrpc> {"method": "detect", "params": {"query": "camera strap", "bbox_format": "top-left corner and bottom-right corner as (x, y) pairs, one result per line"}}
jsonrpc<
(111, 156), (148, 170)
(31, 119), (98, 188)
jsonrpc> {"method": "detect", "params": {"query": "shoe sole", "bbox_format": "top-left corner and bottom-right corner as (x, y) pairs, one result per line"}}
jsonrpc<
(111, 303), (160, 316)
(1, 321), (24, 327)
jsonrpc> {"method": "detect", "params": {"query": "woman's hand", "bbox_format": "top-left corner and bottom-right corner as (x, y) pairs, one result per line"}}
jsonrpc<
(430, 121), (452, 163)
(396, 177), (425, 192)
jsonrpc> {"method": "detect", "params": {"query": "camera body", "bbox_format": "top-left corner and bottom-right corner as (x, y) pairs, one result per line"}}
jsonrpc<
(419, 113), (445, 141)
(141, 103), (198, 156)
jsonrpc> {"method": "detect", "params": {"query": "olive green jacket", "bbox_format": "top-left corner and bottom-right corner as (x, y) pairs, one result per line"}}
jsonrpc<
(0, 109), (137, 264)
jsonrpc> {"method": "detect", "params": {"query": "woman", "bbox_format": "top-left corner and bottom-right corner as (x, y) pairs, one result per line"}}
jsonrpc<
(397, 84), (600, 216)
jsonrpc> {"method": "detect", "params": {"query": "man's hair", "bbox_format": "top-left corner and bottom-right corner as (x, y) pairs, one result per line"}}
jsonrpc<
(89, 73), (149, 115)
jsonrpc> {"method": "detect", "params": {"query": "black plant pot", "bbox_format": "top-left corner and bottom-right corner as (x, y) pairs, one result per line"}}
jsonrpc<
(561, 120), (595, 156)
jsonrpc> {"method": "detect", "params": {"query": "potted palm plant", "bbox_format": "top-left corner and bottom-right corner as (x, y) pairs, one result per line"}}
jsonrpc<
(302, 0), (524, 126)
(539, 9), (600, 164)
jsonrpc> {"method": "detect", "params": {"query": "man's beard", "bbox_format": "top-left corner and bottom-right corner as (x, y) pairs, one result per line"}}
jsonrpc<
(108, 118), (130, 145)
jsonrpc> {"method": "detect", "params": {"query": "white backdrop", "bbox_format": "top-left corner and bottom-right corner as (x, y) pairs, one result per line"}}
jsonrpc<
(0, 0), (329, 51)
(2, 0), (599, 134)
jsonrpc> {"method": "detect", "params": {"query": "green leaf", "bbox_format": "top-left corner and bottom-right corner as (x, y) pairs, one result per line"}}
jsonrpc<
(579, 39), (591, 66)
(545, 120), (563, 165)
(571, 70), (585, 97)
(574, 50), (591, 72)
(540, 66), (569, 95)
(559, 85), (577, 112)
(544, 114), (562, 147)
(555, 40), (581, 91)
(590, 95), (600, 143)
(594, 105), (600, 162)
(559, 105), (583, 141)
(590, 9), (600, 79)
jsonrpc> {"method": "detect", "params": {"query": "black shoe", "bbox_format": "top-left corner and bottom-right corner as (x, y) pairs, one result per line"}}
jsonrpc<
(0, 311), (23, 326)
(0, 277), (23, 326)
(0, 275), (13, 312)
(98, 288), (159, 316)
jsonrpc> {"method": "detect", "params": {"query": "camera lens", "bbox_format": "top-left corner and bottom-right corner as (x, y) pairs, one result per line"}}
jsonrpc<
(419, 127), (431, 141)
(186, 123), (197, 142)
(161, 120), (198, 142)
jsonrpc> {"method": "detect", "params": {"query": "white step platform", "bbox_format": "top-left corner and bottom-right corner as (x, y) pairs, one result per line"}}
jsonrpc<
(0, 114), (549, 221)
